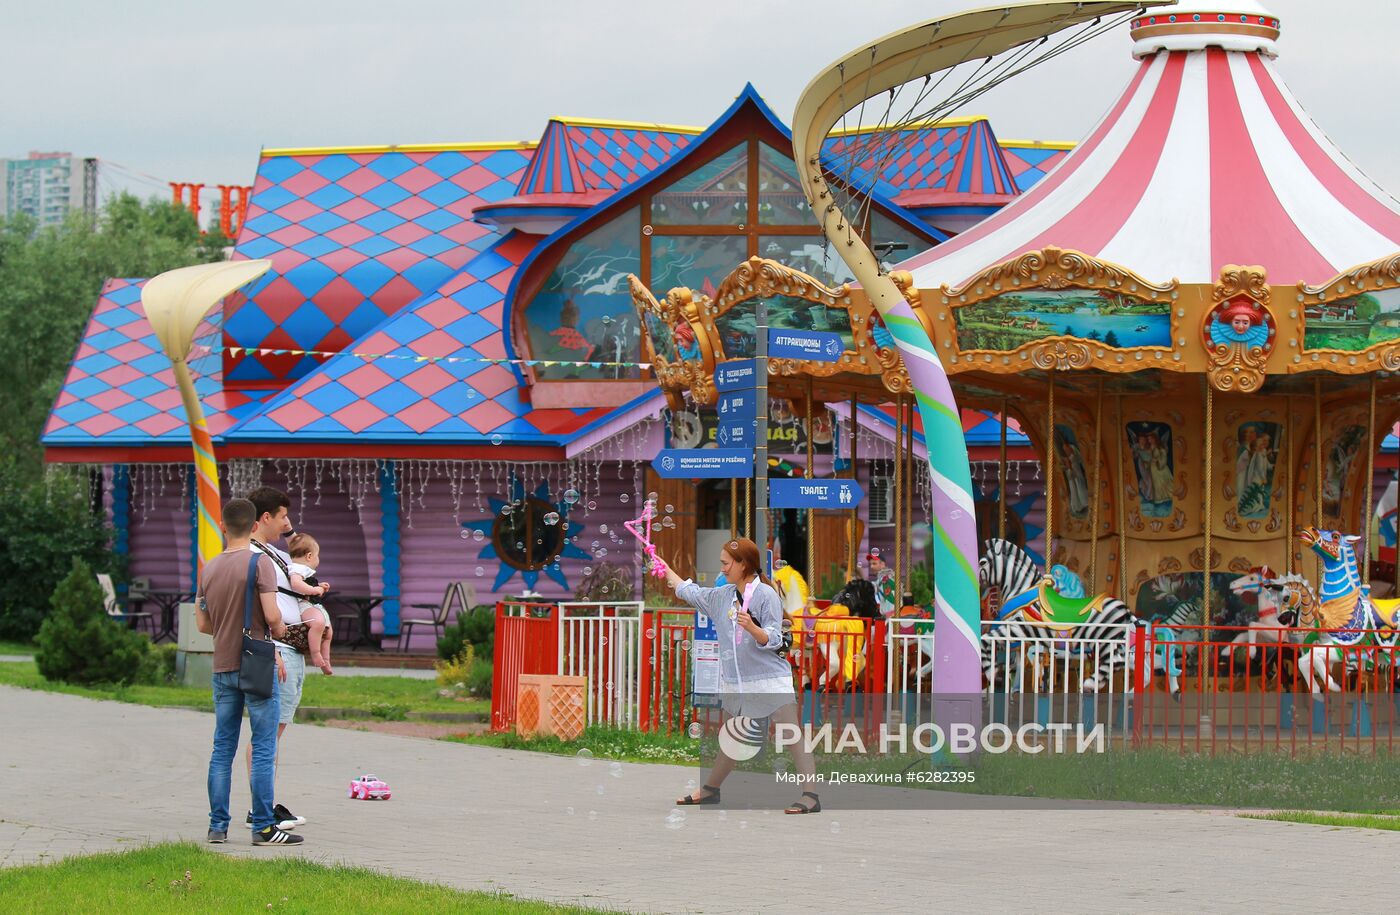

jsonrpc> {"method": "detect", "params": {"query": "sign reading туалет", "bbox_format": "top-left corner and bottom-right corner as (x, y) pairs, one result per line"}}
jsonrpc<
(768, 478), (865, 509)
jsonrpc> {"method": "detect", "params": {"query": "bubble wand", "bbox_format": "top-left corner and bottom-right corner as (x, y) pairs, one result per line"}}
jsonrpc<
(624, 499), (668, 579)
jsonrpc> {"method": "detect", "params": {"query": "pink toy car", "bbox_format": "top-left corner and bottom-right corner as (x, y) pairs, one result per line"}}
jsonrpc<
(348, 774), (391, 800)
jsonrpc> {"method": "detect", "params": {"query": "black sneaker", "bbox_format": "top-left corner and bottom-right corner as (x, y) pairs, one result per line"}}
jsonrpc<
(207, 829), (227, 844)
(274, 803), (306, 829)
(252, 826), (304, 846)
(245, 810), (253, 829)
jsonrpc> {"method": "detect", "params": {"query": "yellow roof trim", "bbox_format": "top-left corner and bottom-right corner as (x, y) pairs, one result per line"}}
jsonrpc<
(260, 140), (538, 157)
(550, 116), (704, 134)
(827, 115), (988, 137)
(998, 139), (1076, 150)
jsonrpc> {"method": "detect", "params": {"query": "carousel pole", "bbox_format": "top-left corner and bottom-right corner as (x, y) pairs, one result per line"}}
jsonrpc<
(894, 395), (904, 608)
(1315, 378), (1323, 585)
(849, 394), (859, 579)
(1365, 376), (1378, 585)
(806, 378), (816, 590)
(1204, 380), (1215, 633)
(1090, 380), (1104, 593)
(1116, 394), (1127, 600)
(1285, 396), (1293, 574)
(1045, 376), (1056, 571)
(905, 398), (915, 599)
(999, 397), (1008, 543)
(1394, 420), (1399, 596)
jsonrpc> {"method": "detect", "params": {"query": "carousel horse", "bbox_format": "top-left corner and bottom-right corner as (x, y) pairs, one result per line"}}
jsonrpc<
(977, 539), (1134, 692)
(797, 580), (873, 690)
(1289, 526), (1400, 693)
(1220, 567), (1303, 681)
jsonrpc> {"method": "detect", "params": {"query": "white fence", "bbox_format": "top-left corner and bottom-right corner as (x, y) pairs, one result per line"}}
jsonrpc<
(556, 602), (644, 728)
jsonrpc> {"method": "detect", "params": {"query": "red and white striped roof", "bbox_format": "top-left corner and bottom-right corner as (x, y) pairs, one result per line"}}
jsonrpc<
(903, 3), (1400, 289)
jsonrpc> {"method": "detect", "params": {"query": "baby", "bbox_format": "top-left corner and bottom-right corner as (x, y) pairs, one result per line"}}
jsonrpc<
(286, 532), (334, 675)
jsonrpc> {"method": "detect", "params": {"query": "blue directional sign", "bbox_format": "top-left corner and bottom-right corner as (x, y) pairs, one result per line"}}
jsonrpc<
(715, 421), (753, 449)
(768, 478), (865, 509)
(768, 329), (845, 363)
(653, 448), (754, 479)
(714, 359), (756, 392)
(717, 390), (757, 419)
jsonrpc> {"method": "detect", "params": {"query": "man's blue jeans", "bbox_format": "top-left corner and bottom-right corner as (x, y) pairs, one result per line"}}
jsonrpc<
(208, 671), (280, 832)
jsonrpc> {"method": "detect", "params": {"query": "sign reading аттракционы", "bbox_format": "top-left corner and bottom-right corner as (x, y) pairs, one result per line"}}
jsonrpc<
(767, 329), (845, 363)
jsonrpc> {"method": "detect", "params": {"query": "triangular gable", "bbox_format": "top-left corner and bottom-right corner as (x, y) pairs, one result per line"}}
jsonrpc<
(223, 143), (535, 387)
(516, 119), (700, 196)
(224, 232), (613, 445)
(43, 279), (271, 448)
(998, 140), (1074, 192)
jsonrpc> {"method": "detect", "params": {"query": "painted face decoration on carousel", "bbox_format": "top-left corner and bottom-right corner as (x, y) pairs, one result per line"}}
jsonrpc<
(672, 318), (700, 360)
(1208, 296), (1272, 350)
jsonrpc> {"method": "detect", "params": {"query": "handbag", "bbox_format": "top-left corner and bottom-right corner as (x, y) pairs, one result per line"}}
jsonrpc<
(238, 552), (277, 699)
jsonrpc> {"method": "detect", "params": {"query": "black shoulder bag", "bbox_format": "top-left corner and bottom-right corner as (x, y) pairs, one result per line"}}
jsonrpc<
(238, 552), (277, 699)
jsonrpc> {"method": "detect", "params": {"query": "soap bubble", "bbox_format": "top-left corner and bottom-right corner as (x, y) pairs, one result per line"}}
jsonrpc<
(564, 489), (581, 504)
(595, 784), (605, 796)
(599, 523), (609, 534)
(566, 806), (575, 816)
(575, 748), (593, 767)
(687, 722), (702, 738)
(645, 628), (656, 639)
(587, 500), (598, 511)
(665, 504), (675, 513)
(588, 810), (598, 821)
(597, 548), (608, 558)
(648, 491), (659, 502)
(665, 811), (686, 830)
(609, 762), (623, 779)
(583, 567), (593, 575)
(472, 530), (484, 542)
(604, 680), (614, 691)
(620, 493), (630, 503)
(680, 639), (691, 650)
(739, 820), (748, 830)
(491, 434), (503, 445)
(459, 529), (470, 539)
(544, 512), (560, 525)
(869, 547), (880, 556)
(475, 566), (484, 576)
(830, 821), (841, 834)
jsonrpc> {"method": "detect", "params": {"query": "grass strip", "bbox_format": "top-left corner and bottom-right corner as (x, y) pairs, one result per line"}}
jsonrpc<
(0, 842), (612, 914)
(443, 724), (699, 765)
(0, 660), (487, 717)
(1241, 810), (1400, 831)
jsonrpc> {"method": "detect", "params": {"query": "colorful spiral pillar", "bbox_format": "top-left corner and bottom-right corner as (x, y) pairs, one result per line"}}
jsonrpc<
(143, 260), (272, 572)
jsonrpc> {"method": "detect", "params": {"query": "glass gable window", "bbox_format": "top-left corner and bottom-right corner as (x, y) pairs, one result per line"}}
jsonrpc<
(651, 143), (748, 226)
(757, 143), (810, 224)
(651, 235), (747, 297)
(869, 212), (936, 271)
(758, 235), (855, 288)
(524, 208), (642, 380)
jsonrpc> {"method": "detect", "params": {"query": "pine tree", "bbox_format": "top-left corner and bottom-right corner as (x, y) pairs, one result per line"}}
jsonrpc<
(35, 558), (152, 685)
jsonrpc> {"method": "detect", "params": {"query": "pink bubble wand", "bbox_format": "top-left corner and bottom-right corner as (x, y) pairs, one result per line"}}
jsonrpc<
(624, 499), (669, 579)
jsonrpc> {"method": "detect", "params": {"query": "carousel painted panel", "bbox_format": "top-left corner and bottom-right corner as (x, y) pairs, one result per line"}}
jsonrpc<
(1211, 399), (1288, 541)
(1045, 409), (1113, 541)
(1292, 401), (1376, 546)
(1119, 405), (1195, 539)
(1293, 253), (1400, 373)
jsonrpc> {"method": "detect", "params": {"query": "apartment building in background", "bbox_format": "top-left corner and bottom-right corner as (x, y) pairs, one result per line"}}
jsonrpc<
(0, 151), (94, 226)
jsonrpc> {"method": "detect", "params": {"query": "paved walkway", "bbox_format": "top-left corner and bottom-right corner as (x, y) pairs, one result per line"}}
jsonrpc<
(0, 686), (1394, 913)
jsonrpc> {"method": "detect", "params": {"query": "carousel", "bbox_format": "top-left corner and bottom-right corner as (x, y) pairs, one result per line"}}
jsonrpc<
(765, 0), (1400, 696)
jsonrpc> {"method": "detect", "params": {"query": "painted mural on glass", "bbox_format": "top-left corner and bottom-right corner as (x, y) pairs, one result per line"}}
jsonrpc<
(1233, 421), (1280, 520)
(651, 235), (746, 304)
(954, 289), (1170, 352)
(525, 208), (642, 380)
(1053, 424), (1090, 520)
(714, 294), (855, 360)
(1322, 424), (1367, 518)
(1126, 421), (1174, 518)
(1303, 287), (1400, 351)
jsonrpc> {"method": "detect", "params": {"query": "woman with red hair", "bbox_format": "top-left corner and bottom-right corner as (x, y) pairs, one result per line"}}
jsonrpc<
(664, 538), (820, 814)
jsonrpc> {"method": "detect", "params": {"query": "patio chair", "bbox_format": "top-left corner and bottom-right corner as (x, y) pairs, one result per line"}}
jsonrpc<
(97, 573), (153, 634)
(398, 582), (469, 651)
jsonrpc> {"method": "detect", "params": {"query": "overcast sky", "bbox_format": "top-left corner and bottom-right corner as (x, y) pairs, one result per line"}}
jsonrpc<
(9, 0), (1397, 197)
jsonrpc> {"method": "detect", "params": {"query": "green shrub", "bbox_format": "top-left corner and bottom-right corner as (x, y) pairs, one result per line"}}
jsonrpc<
(436, 605), (494, 661)
(465, 656), (493, 699)
(816, 561), (849, 602)
(0, 465), (120, 641)
(35, 558), (152, 686)
(572, 561), (634, 602)
(434, 644), (475, 687)
(144, 642), (179, 684)
(367, 702), (409, 721)
(908, 563), (934, 608)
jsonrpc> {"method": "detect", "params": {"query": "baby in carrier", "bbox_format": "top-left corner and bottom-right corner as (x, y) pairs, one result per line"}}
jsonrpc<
(285, 532), (334, 675)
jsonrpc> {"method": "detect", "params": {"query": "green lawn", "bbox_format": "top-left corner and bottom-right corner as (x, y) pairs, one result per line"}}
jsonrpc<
(1, 843), (612, 914)
(0, 661), (487, 719)
(444, 724), (698, 765)
(0, 638), (35, 655)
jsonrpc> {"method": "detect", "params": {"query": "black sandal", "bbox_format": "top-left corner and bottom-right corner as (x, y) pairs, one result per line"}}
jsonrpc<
(785, 791), (821, 814)
(676, 785), (721, 806)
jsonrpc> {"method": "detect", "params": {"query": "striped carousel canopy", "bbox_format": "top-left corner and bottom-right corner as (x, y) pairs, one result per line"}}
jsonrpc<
(901, 0), (1400, 290)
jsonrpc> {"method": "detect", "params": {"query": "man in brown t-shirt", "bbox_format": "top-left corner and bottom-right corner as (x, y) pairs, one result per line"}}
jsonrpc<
(194, 498), (303, 846)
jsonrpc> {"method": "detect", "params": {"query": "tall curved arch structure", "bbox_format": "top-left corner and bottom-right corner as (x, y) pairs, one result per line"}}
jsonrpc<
(791, 1), (1147, 696)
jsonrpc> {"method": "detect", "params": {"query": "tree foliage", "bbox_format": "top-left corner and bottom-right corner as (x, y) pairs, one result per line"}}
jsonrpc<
(0, 194), (228, 475)
(35, 558), (154, 686)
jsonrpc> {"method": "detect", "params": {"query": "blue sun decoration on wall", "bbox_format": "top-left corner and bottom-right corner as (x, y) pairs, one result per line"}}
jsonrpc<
(460, 479), (592, 593)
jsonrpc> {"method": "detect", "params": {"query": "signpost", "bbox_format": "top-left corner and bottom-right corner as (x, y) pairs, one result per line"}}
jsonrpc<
(714, 359), (756, 392)
(652, 448), (754, 479)
(767, 329), (845, 363)
(768, 478), (866, 509)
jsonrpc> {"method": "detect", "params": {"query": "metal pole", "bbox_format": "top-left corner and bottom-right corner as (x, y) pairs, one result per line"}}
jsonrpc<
(1285, 396), (1293, 574)
(1090, 380), (1103, 594)
(1315, 377), (1323, 586)
(1116, 394), (1127, 599)
(1365, 376), (1378, 585)
(849, 394), (859, 578)
(894, 395), (904, 609)
(1204, 380), (1214, 633)
(1046, 377), (1056, 570)
(999, 397), (1008, 543)
(755, 298), (769, 570)
(806, 377), (815, 588)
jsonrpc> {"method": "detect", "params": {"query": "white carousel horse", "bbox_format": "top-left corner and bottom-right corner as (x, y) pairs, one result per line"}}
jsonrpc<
(1220, 567), (1303, 680)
